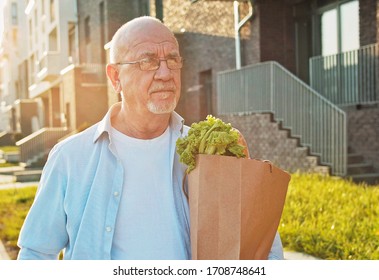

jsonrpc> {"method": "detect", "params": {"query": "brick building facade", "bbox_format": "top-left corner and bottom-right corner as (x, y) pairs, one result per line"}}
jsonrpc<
(77, 0), (150, 65)
(103, 0), (378, 179)
(1, 0), (377, 180)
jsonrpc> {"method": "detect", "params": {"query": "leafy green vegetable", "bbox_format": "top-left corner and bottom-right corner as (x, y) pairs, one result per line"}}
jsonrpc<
(176, 115), (246, 173)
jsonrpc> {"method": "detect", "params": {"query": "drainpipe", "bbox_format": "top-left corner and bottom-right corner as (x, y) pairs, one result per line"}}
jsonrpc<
(234, 0), (254, 69)
(155, 0), (163, 22)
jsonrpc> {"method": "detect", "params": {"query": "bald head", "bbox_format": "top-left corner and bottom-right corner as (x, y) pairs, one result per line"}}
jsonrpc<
(109, 16), (179, 63)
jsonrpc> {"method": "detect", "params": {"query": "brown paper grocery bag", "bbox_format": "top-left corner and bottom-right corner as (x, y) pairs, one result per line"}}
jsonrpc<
(187, 154), (290, 260)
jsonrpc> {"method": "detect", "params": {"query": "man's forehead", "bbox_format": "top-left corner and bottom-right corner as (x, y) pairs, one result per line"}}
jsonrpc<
(131, 41), (180, 55)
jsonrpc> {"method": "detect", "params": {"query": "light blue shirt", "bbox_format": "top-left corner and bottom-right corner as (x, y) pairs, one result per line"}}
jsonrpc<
(17, 102), (284, 260)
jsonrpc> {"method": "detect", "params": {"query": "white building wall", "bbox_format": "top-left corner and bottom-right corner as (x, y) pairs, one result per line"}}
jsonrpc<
(0, 0), (28, 131)
(26, 0), (78, 99)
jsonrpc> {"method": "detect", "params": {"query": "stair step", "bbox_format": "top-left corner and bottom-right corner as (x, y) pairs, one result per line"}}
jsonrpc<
(0, 166), (25, 175)
(350, 173), (379, 185)
(13, 169), (42, 182)
(348, 153), (365, 164)
(347, 163), (375, 174)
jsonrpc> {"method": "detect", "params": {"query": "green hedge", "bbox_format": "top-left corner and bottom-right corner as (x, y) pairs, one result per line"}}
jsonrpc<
(279, 173), (379, 260)
(0, 187), (37, 259)
(1, 174), (379, 260)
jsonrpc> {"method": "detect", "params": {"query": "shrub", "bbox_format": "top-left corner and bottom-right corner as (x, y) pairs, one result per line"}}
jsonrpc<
(1, 174), (379, 260)
(0, 187), (37, 259)
(279, 173), (379, 260)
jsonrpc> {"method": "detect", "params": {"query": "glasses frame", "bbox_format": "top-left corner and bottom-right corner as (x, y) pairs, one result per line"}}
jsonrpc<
(114, 57), (184, 71)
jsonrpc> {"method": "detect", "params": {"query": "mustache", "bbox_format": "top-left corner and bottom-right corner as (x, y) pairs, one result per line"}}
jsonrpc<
(149, 83), (177, 94)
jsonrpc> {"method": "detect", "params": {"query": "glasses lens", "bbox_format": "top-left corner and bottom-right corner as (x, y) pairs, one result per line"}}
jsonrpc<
(139, 58), (159, 71)
(138, 57), (183, 71)
(167, 57), (183, 70)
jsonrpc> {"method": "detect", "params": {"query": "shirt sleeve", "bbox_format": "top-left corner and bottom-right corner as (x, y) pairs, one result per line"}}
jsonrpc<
(17, 247), (59, 260)
(267, 231), (284, 260)
(17, 145), (69, 260)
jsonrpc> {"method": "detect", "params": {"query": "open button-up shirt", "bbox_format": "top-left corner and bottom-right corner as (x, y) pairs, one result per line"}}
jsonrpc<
(17, 103), (283, 260)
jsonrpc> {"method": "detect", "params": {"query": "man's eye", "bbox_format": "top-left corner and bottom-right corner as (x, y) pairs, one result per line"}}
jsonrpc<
(141, 58), (154, 63)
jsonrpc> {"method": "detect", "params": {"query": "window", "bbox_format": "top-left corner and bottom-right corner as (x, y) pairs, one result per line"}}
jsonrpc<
(29, 19), (33, 49)
(84, 16), (90, 45)
(68, 23), (77, 63)
(11, 2), (18, 25)
(340, 1), (359, 52)
(35, 9), (38, 44)
(320, 0), (359, 56)
(50, 0), (55, 22)
(84, 16), (91, 62)
(49, 28), (58, 51)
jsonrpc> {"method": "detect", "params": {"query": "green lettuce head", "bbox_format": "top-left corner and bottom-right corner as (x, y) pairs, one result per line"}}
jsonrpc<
(176, 115), (247, 173)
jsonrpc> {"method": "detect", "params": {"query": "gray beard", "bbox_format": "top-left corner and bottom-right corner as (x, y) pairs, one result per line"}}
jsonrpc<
(147, 99), (177, 114)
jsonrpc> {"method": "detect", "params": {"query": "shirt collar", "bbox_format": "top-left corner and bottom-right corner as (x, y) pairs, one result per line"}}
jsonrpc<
(93, 102), (185, 143)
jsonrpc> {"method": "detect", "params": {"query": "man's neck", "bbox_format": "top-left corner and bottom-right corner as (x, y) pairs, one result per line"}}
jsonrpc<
(111, 106), (171, 139)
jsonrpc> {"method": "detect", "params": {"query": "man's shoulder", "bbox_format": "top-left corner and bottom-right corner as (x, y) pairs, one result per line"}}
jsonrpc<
(53, 123), (101, 153)
(182, 124), (190, 135)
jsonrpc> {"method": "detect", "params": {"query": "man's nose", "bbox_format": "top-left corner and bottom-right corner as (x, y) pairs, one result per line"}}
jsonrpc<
(154, 60), (173, 81)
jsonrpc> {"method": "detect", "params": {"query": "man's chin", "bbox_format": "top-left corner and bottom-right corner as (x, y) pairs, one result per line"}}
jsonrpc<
(147, 101), (177, 114)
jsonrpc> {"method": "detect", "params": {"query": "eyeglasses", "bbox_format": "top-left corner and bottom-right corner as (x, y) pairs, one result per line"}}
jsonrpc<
(115, 57), (183, 71)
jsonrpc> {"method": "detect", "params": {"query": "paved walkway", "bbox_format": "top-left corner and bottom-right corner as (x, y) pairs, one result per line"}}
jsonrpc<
(0, 181), (39, 190)
(0, 245), (318, 260)
(284, 251), (319, 260)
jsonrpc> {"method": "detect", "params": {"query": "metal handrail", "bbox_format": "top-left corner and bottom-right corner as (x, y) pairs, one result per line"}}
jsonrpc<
(16, 127), (69, 165)
(217, 61), (347, 176)
(310, 43), (379, 106)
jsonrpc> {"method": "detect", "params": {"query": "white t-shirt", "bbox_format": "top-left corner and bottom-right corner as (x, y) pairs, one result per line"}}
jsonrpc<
(110, 126), (188, 259)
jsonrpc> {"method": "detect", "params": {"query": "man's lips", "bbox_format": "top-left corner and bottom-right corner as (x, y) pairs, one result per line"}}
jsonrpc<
(149, 84), (176, 95)
(149, 91), (174, 99)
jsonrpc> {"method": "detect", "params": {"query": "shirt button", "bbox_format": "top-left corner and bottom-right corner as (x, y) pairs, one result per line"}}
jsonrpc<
(113, 191), (119, 197)
(106, 226), (112, 232)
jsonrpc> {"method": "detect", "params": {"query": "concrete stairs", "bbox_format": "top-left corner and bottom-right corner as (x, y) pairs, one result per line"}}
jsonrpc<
(220, 113), (331, 175)
(0, 151), (42, 183)
(0, 165), (42, 183)
(347, 147), (379, 185)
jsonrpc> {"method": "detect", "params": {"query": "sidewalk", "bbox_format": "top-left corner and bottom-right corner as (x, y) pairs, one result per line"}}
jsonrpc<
(0, 180), (39, 190)
(0, 246), (318, 261)
(284, 251), (320, 260)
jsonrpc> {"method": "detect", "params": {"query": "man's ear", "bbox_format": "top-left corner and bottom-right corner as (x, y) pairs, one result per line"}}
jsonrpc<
(106, 64), (121, 93)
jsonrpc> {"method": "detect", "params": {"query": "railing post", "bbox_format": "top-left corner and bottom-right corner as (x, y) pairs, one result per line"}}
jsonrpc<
(270, 63), (274, 112)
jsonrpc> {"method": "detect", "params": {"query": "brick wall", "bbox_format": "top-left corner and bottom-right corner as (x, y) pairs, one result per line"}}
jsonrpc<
(219, 113), (330, 174)
(77, 0), (138, 64)
(258, 0), (296, 74)
(346, 106), (379, 171)
(360, 0), (377, 46)
(162, 0), (236, 37)
(77, 0), (104, 64)
(160, 0), (260, 123)
(176, 32), (236, 124)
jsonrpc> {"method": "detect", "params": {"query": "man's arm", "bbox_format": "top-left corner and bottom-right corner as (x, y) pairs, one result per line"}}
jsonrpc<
(18, 247), (59, 260)
(17, 146), (68, 260)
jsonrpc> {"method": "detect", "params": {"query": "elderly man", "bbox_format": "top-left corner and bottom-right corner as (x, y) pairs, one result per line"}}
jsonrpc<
(17, 16), (283, 260)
